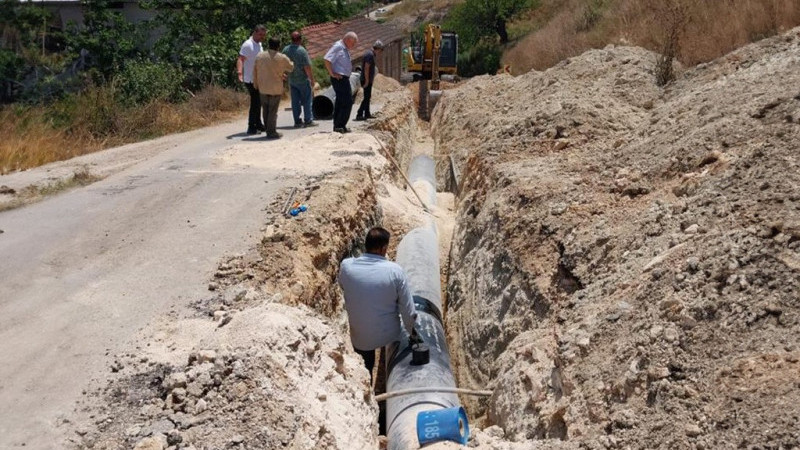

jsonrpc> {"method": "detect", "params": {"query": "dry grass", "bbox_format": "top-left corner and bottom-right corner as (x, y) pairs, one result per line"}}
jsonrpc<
(504, 0), (800, 74)
(0, 85), (247, 174)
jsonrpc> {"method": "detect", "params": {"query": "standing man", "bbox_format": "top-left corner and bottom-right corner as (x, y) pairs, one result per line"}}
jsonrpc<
(252, 37), (294, 139)
(282, 31), (317, 128)
(324, 31), (358, 134)
(355, 40), (384, 121)
(238, 25), (267, 135)
(338, 227), (417, 382)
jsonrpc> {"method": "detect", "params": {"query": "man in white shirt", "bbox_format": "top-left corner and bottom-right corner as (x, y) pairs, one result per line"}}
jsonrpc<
(237, 25), (266, 135)
(338, 227), (417, 382)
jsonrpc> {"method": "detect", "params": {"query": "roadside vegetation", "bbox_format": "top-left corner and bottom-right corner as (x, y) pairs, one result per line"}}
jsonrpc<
(0, 0), (368, 174)
(443, 0), (535, 76)
(0, 85), (246, 173)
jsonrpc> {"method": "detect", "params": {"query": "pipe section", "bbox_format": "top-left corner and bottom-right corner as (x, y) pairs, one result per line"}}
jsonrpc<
(311, 71), (361, 120)
(407, 155), (437, 207)
(386, 156), (464, 450)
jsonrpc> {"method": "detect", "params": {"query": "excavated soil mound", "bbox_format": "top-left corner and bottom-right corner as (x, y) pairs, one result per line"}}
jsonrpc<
(434, 28), (800, 449)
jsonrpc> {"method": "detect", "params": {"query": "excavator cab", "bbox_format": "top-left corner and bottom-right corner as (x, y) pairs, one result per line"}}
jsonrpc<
(407, 24), (458, 81)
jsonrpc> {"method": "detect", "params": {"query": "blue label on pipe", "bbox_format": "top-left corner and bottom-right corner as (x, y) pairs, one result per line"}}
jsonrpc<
(416, 406), (469, 446)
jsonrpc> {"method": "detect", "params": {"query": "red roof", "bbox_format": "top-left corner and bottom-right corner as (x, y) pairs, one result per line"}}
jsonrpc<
(301, 16), (404, 60)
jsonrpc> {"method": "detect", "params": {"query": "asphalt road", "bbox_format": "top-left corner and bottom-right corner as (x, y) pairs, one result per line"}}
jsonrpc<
(0, 113), (328, 448)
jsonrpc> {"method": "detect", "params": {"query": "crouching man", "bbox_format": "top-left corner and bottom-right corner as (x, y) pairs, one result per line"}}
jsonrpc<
(338, 227), (417, 383)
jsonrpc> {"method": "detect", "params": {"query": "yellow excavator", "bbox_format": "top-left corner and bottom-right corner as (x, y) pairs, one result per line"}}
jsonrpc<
(407, 24), (458, 86)
(407, 24), (458, 118)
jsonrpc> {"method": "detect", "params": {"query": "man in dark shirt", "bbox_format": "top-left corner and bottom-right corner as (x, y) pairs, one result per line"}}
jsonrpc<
(355, 40), (384, 121)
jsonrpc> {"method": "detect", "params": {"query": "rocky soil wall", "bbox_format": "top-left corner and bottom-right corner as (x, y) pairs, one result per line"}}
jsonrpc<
(435, 29), (800, 449)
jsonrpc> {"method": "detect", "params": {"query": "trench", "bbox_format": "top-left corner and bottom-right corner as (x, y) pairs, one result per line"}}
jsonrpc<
(364, 116), (468, 448)
(313, 83), (485, 448)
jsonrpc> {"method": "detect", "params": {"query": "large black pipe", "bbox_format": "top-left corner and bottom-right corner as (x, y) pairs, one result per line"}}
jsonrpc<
(385, 156), (463, 449)
(311, 71), (361, 120)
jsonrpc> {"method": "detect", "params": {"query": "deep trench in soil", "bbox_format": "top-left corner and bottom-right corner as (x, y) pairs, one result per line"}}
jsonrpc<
(370, 122), (466, 440)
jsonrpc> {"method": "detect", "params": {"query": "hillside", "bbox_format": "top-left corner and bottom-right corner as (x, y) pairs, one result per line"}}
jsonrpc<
(503, 0), (800, 75)
(382, 0), (800, 79)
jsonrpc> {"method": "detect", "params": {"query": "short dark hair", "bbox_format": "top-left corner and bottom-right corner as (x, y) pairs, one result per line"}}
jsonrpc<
(253, 24), (266, 34)
(365, 227), (390, 252)
(268, 37), (280, 50)
(291, 31), (302, 44)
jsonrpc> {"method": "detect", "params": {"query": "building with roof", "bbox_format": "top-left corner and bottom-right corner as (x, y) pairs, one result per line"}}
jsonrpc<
(302, 16), (405, 81)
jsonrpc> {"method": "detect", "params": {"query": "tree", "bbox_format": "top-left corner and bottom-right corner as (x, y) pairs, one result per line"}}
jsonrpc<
(139, 0), (351, 88)
(63, 0), (148, 80)
(445, 0), (536, 45)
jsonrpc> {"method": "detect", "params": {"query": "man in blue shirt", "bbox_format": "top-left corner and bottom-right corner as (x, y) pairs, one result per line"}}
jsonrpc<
(282, 31), (317, 128)
(338, 227), (417, 381)
(355, 40), (384, 121)
(324, 31), (358, 133)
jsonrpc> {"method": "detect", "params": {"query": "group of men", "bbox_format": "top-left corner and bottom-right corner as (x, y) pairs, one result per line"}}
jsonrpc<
(238, 25), (384, 138)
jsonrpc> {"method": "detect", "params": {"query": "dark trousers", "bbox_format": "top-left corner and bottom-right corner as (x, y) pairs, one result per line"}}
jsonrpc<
(354, 347), (375, 383)
(245, 82), (262, 131)
(331, 76), (353, 129)
(259, 94), (281, 135)
(357, 83), (373, 118)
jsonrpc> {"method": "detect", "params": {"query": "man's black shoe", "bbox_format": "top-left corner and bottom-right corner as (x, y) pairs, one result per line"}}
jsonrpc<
(333, 127), (346, 134)
(353, 115), (366, 121)
(266, 132), (282, 139)
(294, 123), (303, 128)
(247, 128), (260, 135)
(304, 121), (318, 128)
(256, 124), (266, 132)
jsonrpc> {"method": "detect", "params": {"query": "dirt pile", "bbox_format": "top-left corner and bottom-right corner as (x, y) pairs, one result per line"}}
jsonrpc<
(434, 28), (800, 448)
(84, 303), (376, 450)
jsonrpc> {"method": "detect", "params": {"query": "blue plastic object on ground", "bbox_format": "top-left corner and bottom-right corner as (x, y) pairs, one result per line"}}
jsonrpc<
(416, 406), (469, 446)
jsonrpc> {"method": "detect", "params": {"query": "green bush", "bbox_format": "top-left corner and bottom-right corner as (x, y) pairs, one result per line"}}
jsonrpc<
(167, 30), (247, 91)
(457, 39), (502, 77)
(0, 49), (24, 99)
(63, 1), (147, 80)
(117, 60), (185, 104)
(311, 57), (331, 89)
